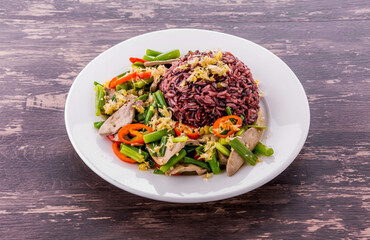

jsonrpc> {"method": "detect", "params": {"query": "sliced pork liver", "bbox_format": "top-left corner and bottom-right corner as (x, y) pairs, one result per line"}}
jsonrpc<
(226, 128), (262, 176)
(98, 96), (136, 136)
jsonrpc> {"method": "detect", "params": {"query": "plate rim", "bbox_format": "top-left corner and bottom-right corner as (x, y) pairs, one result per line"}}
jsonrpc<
(65, 28), (310, 203)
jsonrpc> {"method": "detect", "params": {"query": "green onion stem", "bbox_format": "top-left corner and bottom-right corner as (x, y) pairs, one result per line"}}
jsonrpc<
(229, 138), (257, 165)
(93, 121), (105, 129)
(208, 150), (221, 174)
(215, 142), (230, 157)
(120, 143), (145, 162)
(144, 129), (171, 143)
(253, 142), (274, 156)
(146, 49), (163, 57)
(226, 106), (232, 115)
(159, 149), (186, 173)
(183, 157), (211, 171)
(173, 136), (188, 143)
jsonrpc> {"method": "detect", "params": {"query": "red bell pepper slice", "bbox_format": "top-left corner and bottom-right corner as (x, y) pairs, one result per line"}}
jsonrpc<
(109, 72), (136, 88)
(117, 124), (153, 145)
(129, 57), (147, 64)
(212, 115), (242, 138)
(112, 142), (136, 164)
(174, 122), (199, 140)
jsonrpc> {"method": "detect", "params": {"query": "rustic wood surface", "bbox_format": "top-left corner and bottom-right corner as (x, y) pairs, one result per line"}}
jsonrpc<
(0, 0), (369, 239)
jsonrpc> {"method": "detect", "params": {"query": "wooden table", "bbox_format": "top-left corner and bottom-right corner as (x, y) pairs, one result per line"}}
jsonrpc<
(1, 1), (369, 239)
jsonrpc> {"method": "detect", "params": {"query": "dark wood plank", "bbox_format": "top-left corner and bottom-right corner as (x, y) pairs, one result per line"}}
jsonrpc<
(0, 0), (369, 239)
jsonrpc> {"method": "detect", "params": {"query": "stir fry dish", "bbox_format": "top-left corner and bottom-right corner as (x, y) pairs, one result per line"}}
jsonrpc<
(94, 49), (274, 177)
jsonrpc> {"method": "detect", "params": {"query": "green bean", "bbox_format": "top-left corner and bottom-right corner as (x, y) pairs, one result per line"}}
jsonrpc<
(215, 142), (230, 157)
(144, 129), (171, 143)
(226, 106), (232, 115)
(144, 105), (154, 125)
(159, 136), (167, 156)
(134, 78), (153, 88)
(173, 136), (188, 143)
(132, 62), (145, 67)
(135, 112), (146, 122)
(229, 138), (257, 166)
(208, 151), (221, 174)
(93, 81), (103, 87)
(146, 158), (156, 168)
(120, 143), (145, 162)
(131, 64), (145, 69)
(253, 142), (274, 156)
(116, 82), (132, 91)
(146, 49), (162, 57)
(135, 93), (149, 101)
(218, 138), (228, 145)
(150, 141), (159, 157)
(124, 144), (149, 160)
(183, 157), (211, 171)
(93, 121), (105, 129)
(153, 169), (165, 174)
(160, 149), (186, 172)
(240, 115), (245, 121)
(235, 126), (248, 136)
(116, 70), (130, 79)
(154, 49), (180, 61)
(94, 85), (106, 116)
(153, 90), (168, 108)
(143, 55), (155, 61)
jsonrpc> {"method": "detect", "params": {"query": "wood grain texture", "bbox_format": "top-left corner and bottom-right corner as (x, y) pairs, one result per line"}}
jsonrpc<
(0, 0), (369, 239)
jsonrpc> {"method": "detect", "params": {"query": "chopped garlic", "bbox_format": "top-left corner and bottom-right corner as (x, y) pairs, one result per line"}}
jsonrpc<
(185, 51), (230, 83)
(166, 135), (175, 149)
(103, 91), (129, 115)
(133, 105), (145, 114)
(203, 172), (212, 179)
(200, 140), (216, 161)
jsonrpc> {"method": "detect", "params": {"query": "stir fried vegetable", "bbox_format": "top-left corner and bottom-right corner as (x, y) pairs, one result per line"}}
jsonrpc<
(94, 85), (106, 116)
(112, 142), (136, 164)
(159, 149), (186, 172)
(146, 49), (162, 57)
(129, 57), (147, 64)
(174, 122), (199, 140)
(143, 129), (172, 143)
(254, 142), (274, 156)
(208, 150), (221, 174)
(93, 48), (273, 178)
(212, 115), (242, 138)
(118, 124), (153, 145)
(183, 157), (211, 171)
(153, 49), (180, 61)
(229, 138), (257, 166)
(94, 121), (105, 129)
(120, 143), (145, 162)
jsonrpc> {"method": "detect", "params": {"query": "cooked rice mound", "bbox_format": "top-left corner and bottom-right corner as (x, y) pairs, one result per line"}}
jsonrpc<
(159, 50), (260, 127)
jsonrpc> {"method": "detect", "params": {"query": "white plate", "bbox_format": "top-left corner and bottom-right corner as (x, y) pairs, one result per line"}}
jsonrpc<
(65, 29), (310, 203)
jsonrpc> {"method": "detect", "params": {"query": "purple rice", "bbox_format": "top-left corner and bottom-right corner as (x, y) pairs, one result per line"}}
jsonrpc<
(159, 50), (259, 127)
